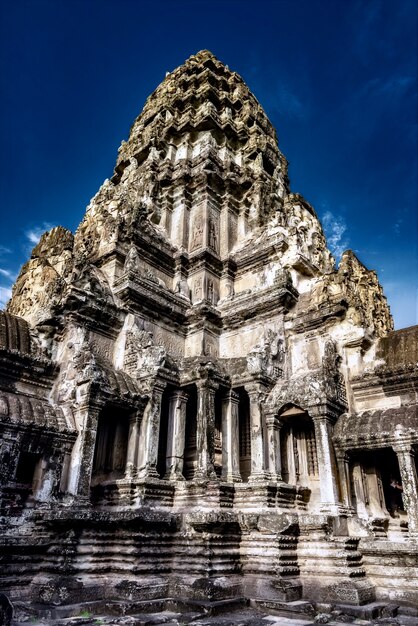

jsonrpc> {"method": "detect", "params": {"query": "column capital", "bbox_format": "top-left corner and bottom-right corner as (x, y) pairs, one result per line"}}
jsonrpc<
(309, 406), (339, 424)
(246, 385), (268, 403)
(265, 414), (281, 429)
(335, 449), (350, 462)
(172, 389), (189, 402)
(151, 380), (167, 395)
(224, 389), (240, 403)
(78, 400), (103, 415)
(310, 413), (330, 422)
(393, 442), (415, 455)
(196, 378), (218, 392)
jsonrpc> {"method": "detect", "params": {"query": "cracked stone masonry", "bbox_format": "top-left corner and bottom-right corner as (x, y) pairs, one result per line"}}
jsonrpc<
(1, 51), (417, 624)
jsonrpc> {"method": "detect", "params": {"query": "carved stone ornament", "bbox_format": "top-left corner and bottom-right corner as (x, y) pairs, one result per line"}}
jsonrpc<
(0, 49), (414, 618)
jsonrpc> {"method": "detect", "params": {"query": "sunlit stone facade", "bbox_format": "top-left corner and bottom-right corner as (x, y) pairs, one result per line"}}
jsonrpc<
(1, 51), (417, 621)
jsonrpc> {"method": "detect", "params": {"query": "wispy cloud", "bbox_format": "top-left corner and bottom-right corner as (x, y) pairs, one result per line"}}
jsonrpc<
(0, 286), (12, 309)
(393, 206), (411, 237)
(358, 75), (415, 100)
(0, 268), (15, 280)
(321, 210), (349, 260)
(249, 64), (310, 122)
(275, 86), (307, 120)
(0, 245), (11, 256)
(25, 222), (55, 246)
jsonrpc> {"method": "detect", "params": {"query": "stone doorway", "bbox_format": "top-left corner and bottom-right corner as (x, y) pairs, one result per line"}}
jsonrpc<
(91, 406), (130, 486)
(183, 385), (198, 480)
(350, 447), (405, 523)
(157, 385), (174, 478)
(214, 388), (223, 478)
(236, 387), (251, 482)
(279, 406), (320, 506)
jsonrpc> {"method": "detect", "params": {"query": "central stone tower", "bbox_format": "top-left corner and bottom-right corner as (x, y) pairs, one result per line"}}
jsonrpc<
(3, 52), (416, 619)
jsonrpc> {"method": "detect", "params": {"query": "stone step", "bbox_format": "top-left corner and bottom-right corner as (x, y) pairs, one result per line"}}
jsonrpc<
(334, 601), (399, 620)
(167, 596), (248, 615)
(13, 597), (248, 622)
(250, 598), (315, 619)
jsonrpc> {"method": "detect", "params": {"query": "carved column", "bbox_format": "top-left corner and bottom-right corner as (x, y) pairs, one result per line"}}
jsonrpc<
(125, 411), (142, 479)
(221, 390), (241, 482)
(394, 444), (418, 538)
(195, 380), (217, 480)
(73, 402), (102, 498)
(165, 390), (188, 480)
(137, 383), (165, 479)
(336, 450), (353, 510)
(33, 458), (57, 502)
(265, 412), (282, 481)
(311, 408), (340, 512)
(247, 385), (268, 481)
(219, 204), (231, 258)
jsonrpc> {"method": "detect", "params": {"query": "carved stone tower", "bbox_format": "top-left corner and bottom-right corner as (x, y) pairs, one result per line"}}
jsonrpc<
(1, 51), (417, 620)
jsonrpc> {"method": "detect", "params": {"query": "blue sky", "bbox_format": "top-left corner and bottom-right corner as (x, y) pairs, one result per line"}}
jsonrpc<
(0, 0), (417, 329)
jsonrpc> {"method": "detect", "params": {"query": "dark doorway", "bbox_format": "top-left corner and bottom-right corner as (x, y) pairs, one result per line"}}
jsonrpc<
(236, 387), (251, 482)
(92, 406), (130, 485)
(183, 385), (198, 480)
(157, 386), (174, 478)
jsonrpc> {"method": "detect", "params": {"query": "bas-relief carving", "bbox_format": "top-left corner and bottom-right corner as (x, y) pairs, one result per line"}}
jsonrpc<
(203, 335), (218, 358)
(208, 213), (219, 252)
(175, 279), (191, 300)
(190, 210), (204, 251)
(205, 277), (218, 305)
(246, 329), (284, 378)
(123, 244), (141, 274)
(88, 332), (113, 361)
(220, 324), (266, 358)
(193, 277), (203, 302)
(123, 317), (166, 376)
(2, 50), (415, 615)
(151, 325), (184, 358)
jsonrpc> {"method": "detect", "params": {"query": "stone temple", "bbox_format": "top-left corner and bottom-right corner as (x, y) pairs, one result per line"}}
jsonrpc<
(1, 50), (418, 624)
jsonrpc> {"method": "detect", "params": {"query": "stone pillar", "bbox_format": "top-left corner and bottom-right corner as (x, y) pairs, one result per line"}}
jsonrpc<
(247, 386), (268, 481)
(221, 390), (241, 482)
(265, 413), (282, 481)
(219, 205), (228, 258)
(165, 390), (188, 480)
(137, 383), (165, 479)
(311, 409), (340, 512)
(59, 450), (72, 493)
(72, 403), (102, 498)
(394, 445), (418, 539)
(195, 380), (217, 480)
(125, 412), (142, 479)
(33, 458), (55, 502)
(336, 451), (352, 510)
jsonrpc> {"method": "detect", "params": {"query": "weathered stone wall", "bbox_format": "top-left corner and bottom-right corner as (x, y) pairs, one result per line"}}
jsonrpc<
(0, 50), (417, 620)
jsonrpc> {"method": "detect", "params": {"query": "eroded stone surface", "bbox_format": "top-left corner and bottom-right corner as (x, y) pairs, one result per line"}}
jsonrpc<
(0, 50), (417, 620)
